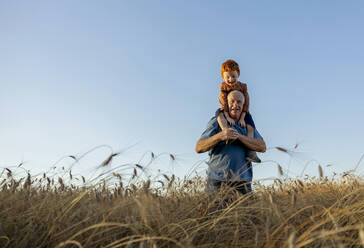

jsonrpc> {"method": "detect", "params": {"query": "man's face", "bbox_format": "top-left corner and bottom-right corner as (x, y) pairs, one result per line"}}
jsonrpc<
(227, 91), (244, 120)
(223, 71), (239, 86)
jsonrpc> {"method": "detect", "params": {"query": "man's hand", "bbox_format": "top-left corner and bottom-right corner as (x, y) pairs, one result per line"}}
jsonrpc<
(196, 128), (239, 153)
(220, 128), (239, 142)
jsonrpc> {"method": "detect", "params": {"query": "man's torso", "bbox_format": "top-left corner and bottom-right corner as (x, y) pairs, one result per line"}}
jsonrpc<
(200, 117), (262, 182)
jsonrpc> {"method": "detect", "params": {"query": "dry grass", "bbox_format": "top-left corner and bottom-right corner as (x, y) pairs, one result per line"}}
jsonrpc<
(0, 165), (364, 248)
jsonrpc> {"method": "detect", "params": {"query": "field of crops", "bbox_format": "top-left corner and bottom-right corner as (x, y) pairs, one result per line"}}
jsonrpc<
(0, 161), (364, 248)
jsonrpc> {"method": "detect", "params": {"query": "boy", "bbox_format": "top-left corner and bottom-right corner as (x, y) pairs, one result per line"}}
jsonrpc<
(217, 59), (261, 163)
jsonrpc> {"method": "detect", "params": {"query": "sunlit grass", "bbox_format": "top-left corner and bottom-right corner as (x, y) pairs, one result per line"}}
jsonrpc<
(1, 151), (364, 247)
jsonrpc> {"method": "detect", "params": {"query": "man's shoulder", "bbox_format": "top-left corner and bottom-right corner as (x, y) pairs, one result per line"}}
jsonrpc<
(206, 116), (219, 129)
(200, 116), (221, 140)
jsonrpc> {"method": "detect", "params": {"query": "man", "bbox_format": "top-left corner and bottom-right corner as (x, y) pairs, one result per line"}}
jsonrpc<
(195, 90), (266, 194)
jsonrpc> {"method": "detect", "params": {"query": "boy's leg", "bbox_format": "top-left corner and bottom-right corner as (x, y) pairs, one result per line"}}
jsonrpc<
(217, 111), (231, 144)
(217, 112), (229, 130)
(246, 124), (261, 163)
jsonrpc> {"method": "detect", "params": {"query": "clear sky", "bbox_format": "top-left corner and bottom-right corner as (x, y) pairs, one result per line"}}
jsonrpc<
(1, 1), (364, 182)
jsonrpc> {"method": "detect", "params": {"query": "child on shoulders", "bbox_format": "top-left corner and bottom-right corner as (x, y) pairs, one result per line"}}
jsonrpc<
(217, 59), (261, 163)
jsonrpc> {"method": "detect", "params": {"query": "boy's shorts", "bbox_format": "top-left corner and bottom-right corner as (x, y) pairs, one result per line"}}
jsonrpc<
(215, 108), (256, 128)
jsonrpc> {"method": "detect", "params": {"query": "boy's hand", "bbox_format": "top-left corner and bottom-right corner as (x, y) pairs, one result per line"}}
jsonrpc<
(239, 119), (246, 127)
(226, 115), (235, 126)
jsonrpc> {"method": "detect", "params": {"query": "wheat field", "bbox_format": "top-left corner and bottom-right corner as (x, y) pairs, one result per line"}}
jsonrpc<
(0, 159), (364, 248)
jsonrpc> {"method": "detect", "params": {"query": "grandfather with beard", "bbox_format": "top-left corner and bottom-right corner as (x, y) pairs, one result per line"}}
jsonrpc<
(196, 90), (266, 194)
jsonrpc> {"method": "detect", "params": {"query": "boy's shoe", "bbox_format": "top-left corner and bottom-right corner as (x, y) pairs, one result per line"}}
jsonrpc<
(246, 150), (261, 163)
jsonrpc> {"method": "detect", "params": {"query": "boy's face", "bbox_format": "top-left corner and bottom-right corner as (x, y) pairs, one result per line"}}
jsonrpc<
(223, 71), (239, 85)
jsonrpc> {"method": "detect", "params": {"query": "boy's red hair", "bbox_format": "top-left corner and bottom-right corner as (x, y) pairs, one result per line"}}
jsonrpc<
(221, 59), (240, 78)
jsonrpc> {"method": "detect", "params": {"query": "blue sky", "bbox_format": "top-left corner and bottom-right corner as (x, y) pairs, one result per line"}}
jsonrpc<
(1, 1), (364, 182)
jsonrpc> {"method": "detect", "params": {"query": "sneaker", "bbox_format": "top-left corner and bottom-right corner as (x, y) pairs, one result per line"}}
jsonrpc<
(246, 150), (261, 163)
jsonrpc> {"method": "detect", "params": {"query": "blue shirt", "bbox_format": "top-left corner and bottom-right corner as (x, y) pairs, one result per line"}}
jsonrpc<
(200, 116), (263, 182)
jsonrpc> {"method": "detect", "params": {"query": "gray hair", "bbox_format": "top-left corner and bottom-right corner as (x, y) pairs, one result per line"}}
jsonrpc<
(227, 90), (245, 103)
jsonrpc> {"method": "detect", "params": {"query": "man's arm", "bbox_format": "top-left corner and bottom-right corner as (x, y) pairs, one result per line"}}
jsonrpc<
(195, 128), (239, 153)
(237, 134), (266, 153)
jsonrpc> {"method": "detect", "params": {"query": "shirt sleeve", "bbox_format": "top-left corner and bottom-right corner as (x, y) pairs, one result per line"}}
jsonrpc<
(253, 128), (263, 140)
(200, 117), (220, 139)
(244, 112), (255, 128)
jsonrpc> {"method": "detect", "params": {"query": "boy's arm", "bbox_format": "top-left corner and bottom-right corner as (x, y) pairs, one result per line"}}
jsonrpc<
(224, 111), (235, 125)
(217, 112), (229, 130)
(219, 83), (229, 112)
(239, 112), (247, 127)
(241, 83), (250, 113)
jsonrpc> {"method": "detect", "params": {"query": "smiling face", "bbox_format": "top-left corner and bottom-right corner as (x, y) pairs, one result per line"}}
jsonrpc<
(227, 90), (245, 120)
(222, 70), (239, 86)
